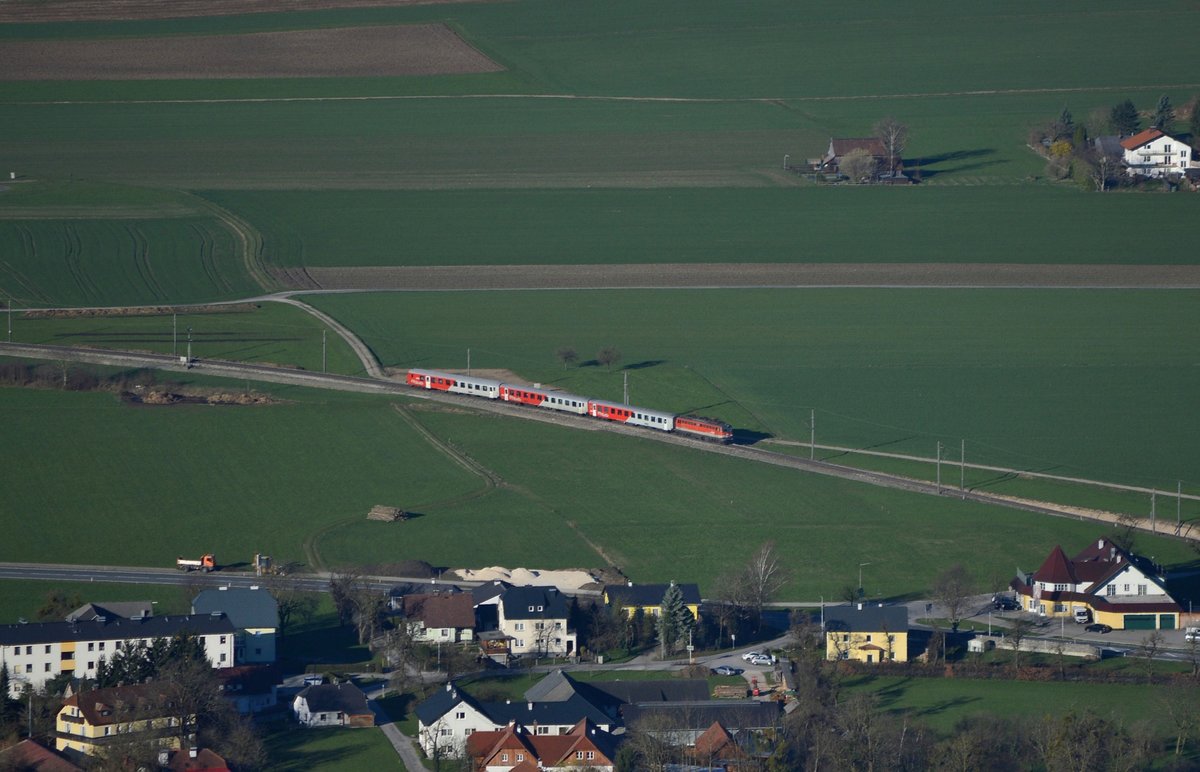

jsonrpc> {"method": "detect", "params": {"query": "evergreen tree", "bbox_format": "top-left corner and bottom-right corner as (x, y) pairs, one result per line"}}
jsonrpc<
(1110, 100), (1140, 135)
(656, 582), (694, 656)
(1053, 106), (1074, 139)
(1153, 94), (1174, 131)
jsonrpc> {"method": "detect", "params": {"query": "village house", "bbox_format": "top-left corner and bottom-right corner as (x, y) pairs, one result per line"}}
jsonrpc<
(823, 604), (909, 663)
(292, 682), (374, 728)
(481, 585), (576, 658)
(602, 581), (702, 621)
(216, 664), (280, 714)
(1119, 128), (1194, 178)
(0, 614), (236, 697)
(1011, 537), (1184, 630)
(466, 718), (619, 772)
(56, 683), (188, 759)
(192, 586), (279, 664)
(0, 739), (82, 772)
(399, 592), (476, 644)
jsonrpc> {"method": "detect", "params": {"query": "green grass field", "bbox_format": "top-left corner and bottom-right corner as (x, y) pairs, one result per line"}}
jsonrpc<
(262, 724), (402, 772)
(0, 579), (191, 623)
(9, 302), (366, 375)
(2, 379), (1194, 598)
(843, 673), (1167, 733)
(308, 289), (1200, 490)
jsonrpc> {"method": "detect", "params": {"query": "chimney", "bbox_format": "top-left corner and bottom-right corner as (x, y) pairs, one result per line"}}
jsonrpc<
(627, 581), (633, 587)
(856, 602), (863, 611)
(528, 701), (534, 710)
(1098, 538), (1105, 550)
(189, 747), (198, 759)
(157, 750), (170, 767)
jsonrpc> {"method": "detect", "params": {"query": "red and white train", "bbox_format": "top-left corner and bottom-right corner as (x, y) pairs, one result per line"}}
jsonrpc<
(405, 368), (734, 443)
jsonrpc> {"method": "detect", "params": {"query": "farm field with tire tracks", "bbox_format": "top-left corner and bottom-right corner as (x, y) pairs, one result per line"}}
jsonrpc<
(0, 0), (1198, 594)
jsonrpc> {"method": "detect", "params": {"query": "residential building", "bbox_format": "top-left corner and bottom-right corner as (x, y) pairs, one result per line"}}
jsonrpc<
(1120, 128), (1193, 178)
(0, 739), (82, 772)
(216, 664), (280, 714)
(192, 587), (278, 663)
(496, 586), (576, 658)
(0, 614), (237, 697)
(689, 721), (749, 767)
(467, 718), (619, 771)
(823, 604), (909, 663)
(55, 683), (188, 759)
(399, 593), (476, 644)
(293, 682), (374, 728)
(621, 701), (781, 747)
(415, 682), (613, 757)
(525, 669), (709, 724)
(603, 582), (702, 621)
(161, 747), (230, 772)
(65, 601), (153, 623)
(1011, 537), (1183, 630)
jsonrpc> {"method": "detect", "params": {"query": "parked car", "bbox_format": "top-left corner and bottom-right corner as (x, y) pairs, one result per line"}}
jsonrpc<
(749, 654), (775, 666)
(741, 650), (765, 662)
(1073, 608), (1092, 624)
(711, 665), (743, 676)
(992, 595), (1019, 611)
(1185, 627), (1200, 643)
(1084, 623), (1113, 634)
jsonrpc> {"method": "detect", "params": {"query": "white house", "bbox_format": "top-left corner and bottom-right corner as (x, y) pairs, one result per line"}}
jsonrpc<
(192, 586), (278, 664)
(292, 682), (373, 728)
(1120, 128), (1193, 178)
(398, 593), (476, 644)
(1, 615), (236, 697)
(496, 586), (576, 658)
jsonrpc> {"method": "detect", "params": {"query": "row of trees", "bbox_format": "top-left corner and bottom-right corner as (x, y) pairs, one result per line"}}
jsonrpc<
(555, 345), (622, 371)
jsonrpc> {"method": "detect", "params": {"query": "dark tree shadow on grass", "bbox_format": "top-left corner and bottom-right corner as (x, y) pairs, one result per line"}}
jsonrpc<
(907, 148), (998, 179)
(622, 359), (665, 370)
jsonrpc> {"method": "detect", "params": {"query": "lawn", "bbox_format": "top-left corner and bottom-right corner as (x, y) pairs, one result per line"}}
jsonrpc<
(9, 301), (366, 376)
(2, 373), (1195, 598)
(843, 673), (1169, 732)
(262, 723), (402, 772)
(0, 579), (191, 624)
(308, 288), (1200, 490)
(0, 385), (481, 570)
(200, 185), (1200, 270)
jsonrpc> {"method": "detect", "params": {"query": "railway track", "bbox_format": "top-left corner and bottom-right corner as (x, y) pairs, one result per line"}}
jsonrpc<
(0, 341), (1163, 533)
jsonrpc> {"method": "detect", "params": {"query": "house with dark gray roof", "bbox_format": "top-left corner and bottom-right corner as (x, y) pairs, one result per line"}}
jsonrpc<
(293, 682), (373, 728)
(823, 603), (909, 664)
(65, 601), (153, 623)
(192, 587), (278, 664)
(0, 615), (236, 697)
(524, 670), (709, 723)
(497, 586), (576, 658)
(603, 582), (702, 621)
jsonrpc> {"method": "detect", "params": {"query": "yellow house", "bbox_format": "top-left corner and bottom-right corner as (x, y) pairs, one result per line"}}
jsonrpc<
(1011, 538), (1183, 631)
(56, 683), (189, 758)
(603, 582), (701, 621)
(824, 604), (908, 664)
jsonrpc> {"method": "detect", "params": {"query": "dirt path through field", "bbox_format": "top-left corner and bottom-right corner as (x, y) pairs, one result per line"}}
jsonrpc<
(303, 263), (1200, 291)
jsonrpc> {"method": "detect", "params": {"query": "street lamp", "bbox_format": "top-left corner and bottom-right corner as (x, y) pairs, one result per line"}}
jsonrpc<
(858, 562), (872, 598)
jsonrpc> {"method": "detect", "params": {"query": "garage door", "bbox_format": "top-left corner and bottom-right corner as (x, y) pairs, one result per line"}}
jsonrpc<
(1160, 614), (1176, 630)
(1124, 614), (1157, 630)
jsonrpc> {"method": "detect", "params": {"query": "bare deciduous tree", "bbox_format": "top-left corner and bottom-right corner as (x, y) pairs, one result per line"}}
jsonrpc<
(931, 563), (975, 631)
(1006, 616), (1035, 672)
(263, 574), (318, 637)
(874, 116), (909, 174)
(839, 147), (877, 183)
(596, 346), (622, 371)
(733, 541), (791, 629)
(555, 346), (578, 369)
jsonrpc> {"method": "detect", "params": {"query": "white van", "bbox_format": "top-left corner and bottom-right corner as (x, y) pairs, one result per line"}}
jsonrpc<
(1073, 607), (1091, 624)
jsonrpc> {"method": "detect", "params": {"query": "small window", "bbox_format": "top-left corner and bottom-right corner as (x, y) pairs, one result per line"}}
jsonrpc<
(88, 643), (94, 652)
(24, 646), (31, 655)
(44, 645), (51, 654)
(44, 663), (51, 672)
(98, 642), (105, 651)
(455, 711), (465, 720)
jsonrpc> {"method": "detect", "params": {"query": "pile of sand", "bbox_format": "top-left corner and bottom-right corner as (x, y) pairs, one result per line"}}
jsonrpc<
(450, 566), (599, 592)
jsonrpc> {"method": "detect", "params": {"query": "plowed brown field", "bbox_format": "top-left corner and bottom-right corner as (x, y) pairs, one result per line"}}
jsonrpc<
(303, 263), (1200, 291)
(0, 23), (502, 80)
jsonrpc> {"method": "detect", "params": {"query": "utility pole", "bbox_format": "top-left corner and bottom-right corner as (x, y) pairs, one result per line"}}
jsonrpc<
(322, 329), (327, 373)
(936, 441), (943, 493)
(186, 326), (192, 366)
(1178, 481), (1183, 526)
(7, 298), (12, 342)
(623, 372), (629, 405)
(172, 312), (177, 356)
(467, 348), (471, 376)
(1151, 490), (1157, 533)
(960, 439), (965, 498)
(810, 409), (815, 460)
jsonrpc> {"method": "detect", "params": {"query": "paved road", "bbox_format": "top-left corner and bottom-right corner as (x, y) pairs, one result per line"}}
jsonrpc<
(0, 340), (1147, 535)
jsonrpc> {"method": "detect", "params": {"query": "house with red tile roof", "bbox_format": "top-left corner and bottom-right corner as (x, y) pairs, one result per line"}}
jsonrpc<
(0, 739), (82, 772)
(1011, 537), (1183, 630)
(1119, 128), (1193, 178)
(690, 721), (747, 766)
(466, 718), (618, 771)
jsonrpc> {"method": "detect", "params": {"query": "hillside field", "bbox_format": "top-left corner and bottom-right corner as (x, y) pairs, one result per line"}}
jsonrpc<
(308, 288), (1200, 490)
(0, 380), (1194, 599)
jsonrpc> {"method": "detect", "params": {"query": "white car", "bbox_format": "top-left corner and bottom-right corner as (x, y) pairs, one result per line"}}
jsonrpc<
(749, 654), (775, 667)
(741, 650), (765, 662)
